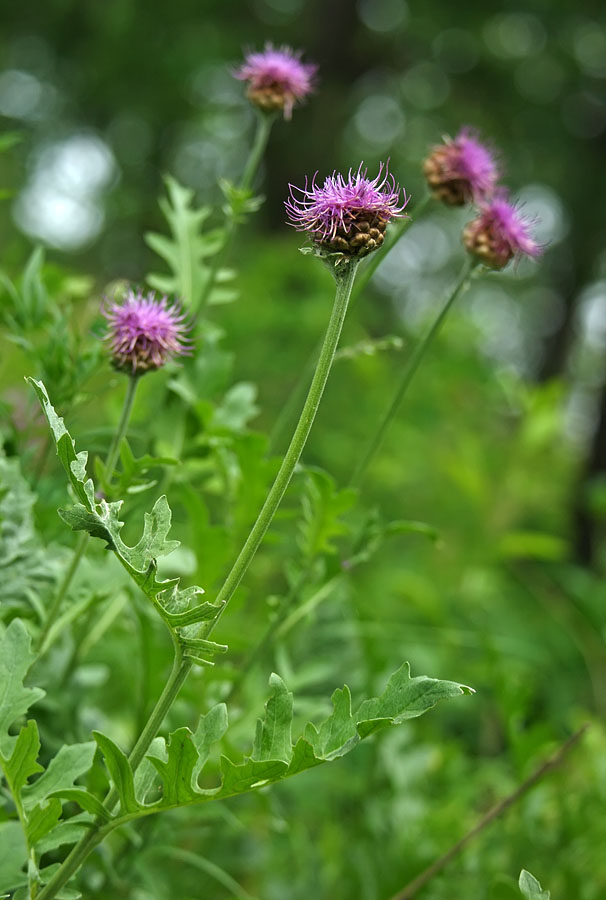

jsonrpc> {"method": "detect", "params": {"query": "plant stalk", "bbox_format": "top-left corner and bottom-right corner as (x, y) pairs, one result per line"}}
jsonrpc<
(240, 112), (275, 193)
(103, 373), (139, 481)
(349, 260), (480, 488)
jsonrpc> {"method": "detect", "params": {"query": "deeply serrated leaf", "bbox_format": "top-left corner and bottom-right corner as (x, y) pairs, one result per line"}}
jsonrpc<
(108, 666), (471, 823)
(29, 380), (218, 634)
(22, 741), (96, 810)
(26, 379), (94, 510)
(145, 175), (216, 311)
(355, 662), (473, 738)
(0, 621), (44, 756)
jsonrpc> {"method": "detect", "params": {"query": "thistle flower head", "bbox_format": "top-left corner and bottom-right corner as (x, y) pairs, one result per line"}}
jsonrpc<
(285, 162), (409, 258)
(463, 190), (542, 269)
(234, 44), (317, 120)
(103, 289), (191, 375)
(423, 127), (499, 206)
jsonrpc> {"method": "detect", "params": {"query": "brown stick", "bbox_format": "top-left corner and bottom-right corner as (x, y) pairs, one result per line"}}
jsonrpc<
(387, 723), (589, 900)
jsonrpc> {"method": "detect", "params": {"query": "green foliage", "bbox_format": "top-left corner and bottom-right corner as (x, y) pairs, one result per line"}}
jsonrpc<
(0, 620), (95, 896)
(1, 14), (603, 892)
(56, 665), (470, 828)
(218, 178), (265, 224)
(519, 870), (550, 899)
(145, 175), (237, 310)
(28, 378), (225, 661)
(0, 453), (59, 621)
(298, 468), (357, 560)
(0, 249), (100, 406)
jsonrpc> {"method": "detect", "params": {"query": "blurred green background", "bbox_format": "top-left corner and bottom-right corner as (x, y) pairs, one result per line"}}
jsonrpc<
(2, 1), (606, 898)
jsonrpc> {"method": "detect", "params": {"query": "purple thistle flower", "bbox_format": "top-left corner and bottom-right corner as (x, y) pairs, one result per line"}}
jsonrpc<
(285, 162), (409, 258)
(463, 190), (542, 269)
(423, 127), (499, 206)
(234, 43), (317, 120)
(103, 289), (191, 375)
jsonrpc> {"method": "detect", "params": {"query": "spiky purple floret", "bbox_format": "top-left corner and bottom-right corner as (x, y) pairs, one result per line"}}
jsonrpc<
(103, 290), (191, 375)
(285, 163), (409, 243)
(234, 44), (317, 119)
(476, 191), (542, 258)
(447, 128), (499, 198)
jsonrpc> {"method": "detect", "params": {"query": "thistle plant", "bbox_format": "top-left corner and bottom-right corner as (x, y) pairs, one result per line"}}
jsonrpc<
(0, 40), (559, 900)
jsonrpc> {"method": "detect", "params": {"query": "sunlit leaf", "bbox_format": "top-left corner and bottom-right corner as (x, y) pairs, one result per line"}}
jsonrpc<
(519, 869), (550, 899)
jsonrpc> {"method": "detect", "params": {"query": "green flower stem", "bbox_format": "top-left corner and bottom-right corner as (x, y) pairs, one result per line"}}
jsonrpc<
(193, 113), (275, 322)
(349, 260), (480, 488)
(240, 111), (275, 193)
(36, 646), (192, 900)
(36, 374), (139, 655)
(103, 373), (139, 481)
(268, 195), (432, 455)
(204, 258), (359, 634)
